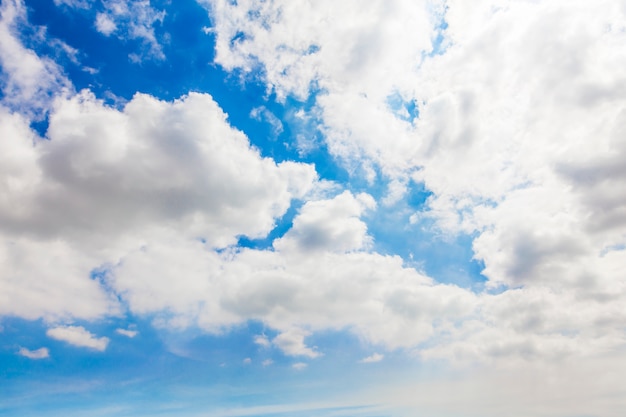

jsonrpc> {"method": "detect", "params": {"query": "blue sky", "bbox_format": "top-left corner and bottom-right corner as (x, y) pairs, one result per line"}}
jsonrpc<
(1, 1), (626, 416)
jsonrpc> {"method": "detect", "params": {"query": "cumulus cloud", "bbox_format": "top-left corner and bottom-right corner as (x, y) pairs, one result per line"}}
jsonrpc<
(18, 347), (50, 359)
(273, 191), (375, 253)
(201, 0), (440, 178)
(0, 88), (317, 323)
(46, 325), (109, 351)
(2, 0), (625, 388)
(108, 191), (477, 355)
(272, 329), (320, 358)
(202, 0), (626, 365)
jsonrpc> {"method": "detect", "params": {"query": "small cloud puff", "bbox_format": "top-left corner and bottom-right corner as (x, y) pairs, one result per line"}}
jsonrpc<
(360, 353), (384, 363)
(47, 325), (109, 351)
(292, 362), (308, 370)
(18, 347), (50, 359)
(254, 334), (271, 347)
(272, 329), (321, 358)
(116, 328), (138, 338)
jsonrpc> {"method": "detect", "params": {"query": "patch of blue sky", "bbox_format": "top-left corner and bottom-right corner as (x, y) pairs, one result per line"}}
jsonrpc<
(26, 0), (354, 191)
(430, 19), (449, 57)
(236, 200), (303, 250)
(361, 179), (487, 289)
(385, 91), (419, 124)
(1, 316), (413, 417)
(422, 4), (450, 59)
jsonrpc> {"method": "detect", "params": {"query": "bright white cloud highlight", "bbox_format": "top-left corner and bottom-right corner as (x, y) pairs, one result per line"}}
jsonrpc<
(272, 329), (320, 358)
(46, 326), (109, 351)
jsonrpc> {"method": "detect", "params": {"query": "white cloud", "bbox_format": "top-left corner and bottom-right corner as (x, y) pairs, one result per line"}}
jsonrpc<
(95, 13), (117, 35)
(359, 353), (383, 363)
(0, 90), (316, 323)
(46, 325), (109, 351)
(53, 0), (93, 8)
(0, 0), (71, 115)
(243, 357), (251, 364)
(202, 0), (626, 368)
(94, 0), (166, 60)
(2, 5), (625, 410)
(18, 347), (50, 359)
(273, 191), (375, 253)
(272, 329), (320, 358)
(261, 359), (273, 367)
(108, 192), (476, 353)
(116, 328), (138, 338)
(254, 335), (271, 348)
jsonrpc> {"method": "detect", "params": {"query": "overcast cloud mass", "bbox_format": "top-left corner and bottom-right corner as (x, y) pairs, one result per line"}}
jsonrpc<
(1, 1), (626, 416)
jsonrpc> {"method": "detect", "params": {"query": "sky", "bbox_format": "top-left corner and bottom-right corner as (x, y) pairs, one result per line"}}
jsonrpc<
(1, 0), (626, 416)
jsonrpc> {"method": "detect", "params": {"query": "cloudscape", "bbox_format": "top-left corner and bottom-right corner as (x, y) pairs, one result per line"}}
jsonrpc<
(1, 1), (626, 416)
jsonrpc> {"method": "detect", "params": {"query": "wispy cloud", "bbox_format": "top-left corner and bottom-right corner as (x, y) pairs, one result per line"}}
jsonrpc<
(116, 328), (138, 338)
(292, 362), (307, 370)
(359, 353), (383, 363)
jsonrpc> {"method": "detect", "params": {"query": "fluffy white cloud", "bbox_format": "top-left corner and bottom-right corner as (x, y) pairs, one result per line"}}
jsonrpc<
(47, 325), (109, 351)
(18, 347), (50, 359)
(0, 0), (71, 115)
(2, 0), (625, 390)
(272, 328), (320, 358)
(0, 83), (316, 322)
(203, 0), (626, 366)
(273, 191), (375, 253)
(108, 191), (477, 354)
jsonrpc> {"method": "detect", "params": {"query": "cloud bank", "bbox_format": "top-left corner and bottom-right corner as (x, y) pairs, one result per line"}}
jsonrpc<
(1, 1), (626, 414)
